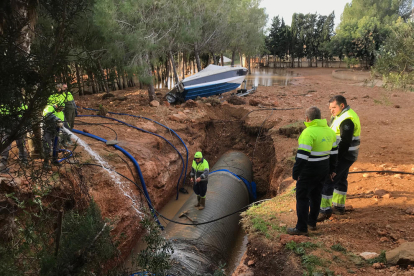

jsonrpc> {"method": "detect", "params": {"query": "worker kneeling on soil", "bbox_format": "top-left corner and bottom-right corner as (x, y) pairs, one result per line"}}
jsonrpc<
(288, 107), (337, 236)
(190, 152), (209, 210)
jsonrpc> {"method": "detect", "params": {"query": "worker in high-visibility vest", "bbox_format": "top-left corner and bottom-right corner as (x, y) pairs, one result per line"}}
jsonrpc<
(49, 83), (76, 146)
(318, 95), (361, 221)
(60, 83), (76, 130)
(0, 104), (29, 172)
(288, 107), (337, 236)
(190, 152), (209, 210)
(42, 103), (67, 168)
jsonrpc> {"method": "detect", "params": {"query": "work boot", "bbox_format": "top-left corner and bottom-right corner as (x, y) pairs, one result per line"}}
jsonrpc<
(317, 212), (332, 222)
(194, 196), (201, 208)
(287, 227), (309, 236)
(198, 197), (205, 210)
(308, 224), (317, 231)
(332, 206), (345, 215)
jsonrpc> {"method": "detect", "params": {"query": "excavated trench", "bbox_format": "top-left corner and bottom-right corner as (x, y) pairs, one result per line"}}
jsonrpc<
(125, 105), (277, 275)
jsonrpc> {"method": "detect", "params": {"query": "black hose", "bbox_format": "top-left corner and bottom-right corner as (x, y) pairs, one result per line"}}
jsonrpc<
(81, 163), (270, 226)
(349, 170), (414, 175)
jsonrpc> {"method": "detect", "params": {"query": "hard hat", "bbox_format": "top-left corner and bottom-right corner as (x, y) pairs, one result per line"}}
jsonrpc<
(194, 152), (203, 158)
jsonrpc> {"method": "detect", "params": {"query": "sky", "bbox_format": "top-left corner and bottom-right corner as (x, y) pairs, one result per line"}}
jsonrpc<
(260, 0), (351, 31)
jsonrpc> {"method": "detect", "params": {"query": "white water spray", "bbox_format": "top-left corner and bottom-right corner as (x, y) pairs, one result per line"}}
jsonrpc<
(63, 128), (143, 216)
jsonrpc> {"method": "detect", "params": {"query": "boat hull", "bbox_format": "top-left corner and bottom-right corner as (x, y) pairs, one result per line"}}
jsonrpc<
(166, 65), (248, 103)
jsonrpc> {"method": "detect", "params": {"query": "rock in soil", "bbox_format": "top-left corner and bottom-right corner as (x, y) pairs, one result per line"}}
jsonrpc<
(360, 252), (379, 260)
(228, 96), (246, 105)
(386, 242), (414, 266)
(149, 100), (160, 107)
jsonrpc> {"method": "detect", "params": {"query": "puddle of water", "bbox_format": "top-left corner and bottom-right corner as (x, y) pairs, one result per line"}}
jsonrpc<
(64, 128), (143, 216)
(244, 67), (298, 87)
(226, 227), (248, 275)
(155, 67), (297, 89)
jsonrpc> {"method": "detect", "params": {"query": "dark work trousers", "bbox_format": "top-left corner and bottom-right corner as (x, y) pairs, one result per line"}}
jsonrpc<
(63, 102), (75, 144)
(193, 181), (208, 197)
(320, 158), (354, 213)
(296, 171), (328, 232)
(64, 101), (76, 130)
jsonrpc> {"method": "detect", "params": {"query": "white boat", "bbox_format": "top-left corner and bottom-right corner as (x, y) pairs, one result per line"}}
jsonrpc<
(166, 65), (248, 103)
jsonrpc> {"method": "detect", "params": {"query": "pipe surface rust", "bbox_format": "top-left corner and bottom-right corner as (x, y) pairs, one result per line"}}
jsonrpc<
(165, 151), (252, 275)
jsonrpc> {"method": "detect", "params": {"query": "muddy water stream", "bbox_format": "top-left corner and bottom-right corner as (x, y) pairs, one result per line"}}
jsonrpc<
(125, 187), (248, 275)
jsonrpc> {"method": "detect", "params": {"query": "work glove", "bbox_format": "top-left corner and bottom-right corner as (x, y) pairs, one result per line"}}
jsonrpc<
(57, 120), (64, 128)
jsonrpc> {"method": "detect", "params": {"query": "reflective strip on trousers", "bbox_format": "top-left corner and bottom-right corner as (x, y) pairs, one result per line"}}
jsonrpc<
(333, 190), (346, 207)
(320, 195), (332, 211)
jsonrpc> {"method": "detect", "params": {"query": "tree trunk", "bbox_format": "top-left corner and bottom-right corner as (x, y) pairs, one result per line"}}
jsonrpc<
(210, 51), (215, 65)
(97, 60), (109, 93)
(122, 72), (127, 89)
(182, 52), (186, 79)
(315, 57), (318, 68)
(88, 72), (96, 94)
(165, 58), (170, 87)
(240, 53), (242, 67)
(145, 54), (156, 101)
(221, 54), (224, 66)
(169, 51), (180, 84)
(75, 63), (83, 96)
(247, 56), (251, 74)
(194, 45), (202, 72)
(192, 59), (195, 74)
(231, 50), (236, 67)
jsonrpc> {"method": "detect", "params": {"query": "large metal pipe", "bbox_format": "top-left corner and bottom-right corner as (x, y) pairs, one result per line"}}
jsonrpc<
(165, 151), (252, 275)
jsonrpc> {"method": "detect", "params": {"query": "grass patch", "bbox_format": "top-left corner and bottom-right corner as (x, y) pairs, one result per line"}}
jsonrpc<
(241, 187), (295, 239)
(366, 251), (386, 264)
(331, 243), (347, 253)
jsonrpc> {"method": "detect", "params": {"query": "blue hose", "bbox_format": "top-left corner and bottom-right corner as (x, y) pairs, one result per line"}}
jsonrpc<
(77, 114), (185, 200)
(57, 149), (73, 163)
(81, 107), (189, 191)
(71, 128), (163, 229)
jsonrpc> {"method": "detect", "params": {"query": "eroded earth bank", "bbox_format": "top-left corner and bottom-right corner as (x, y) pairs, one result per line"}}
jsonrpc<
(61, 67), (413, 275)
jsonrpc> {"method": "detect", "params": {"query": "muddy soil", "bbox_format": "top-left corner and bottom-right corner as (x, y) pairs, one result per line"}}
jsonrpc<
(231, 67), (414, 276)
(72, 89), (277, 260)
(37, 66), (414, 275)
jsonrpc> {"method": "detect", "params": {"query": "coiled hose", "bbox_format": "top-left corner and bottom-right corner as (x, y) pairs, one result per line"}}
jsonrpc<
(77, 114), (185, 199)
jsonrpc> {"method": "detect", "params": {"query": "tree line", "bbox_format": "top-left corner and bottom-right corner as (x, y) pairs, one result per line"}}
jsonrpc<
(265, 0), (413, 73)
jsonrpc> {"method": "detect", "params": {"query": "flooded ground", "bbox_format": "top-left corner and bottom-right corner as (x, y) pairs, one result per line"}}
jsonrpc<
(244, 67), (299, 87)
(155, 67), (299, 90)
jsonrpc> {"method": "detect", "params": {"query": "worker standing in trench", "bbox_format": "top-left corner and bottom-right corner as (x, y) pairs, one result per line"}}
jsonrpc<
(318, 95), (361, 221)
(190, 152), (209, 210)
(288, 107), (337, 236)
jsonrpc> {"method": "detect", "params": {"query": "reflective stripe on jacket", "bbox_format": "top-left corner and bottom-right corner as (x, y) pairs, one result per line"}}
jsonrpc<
(330, 106), (361, 160)
(293, 119), (337, 179)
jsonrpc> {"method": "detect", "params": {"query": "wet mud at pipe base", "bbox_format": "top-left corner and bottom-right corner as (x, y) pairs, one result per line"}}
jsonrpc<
(165, 151), (252, 275)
